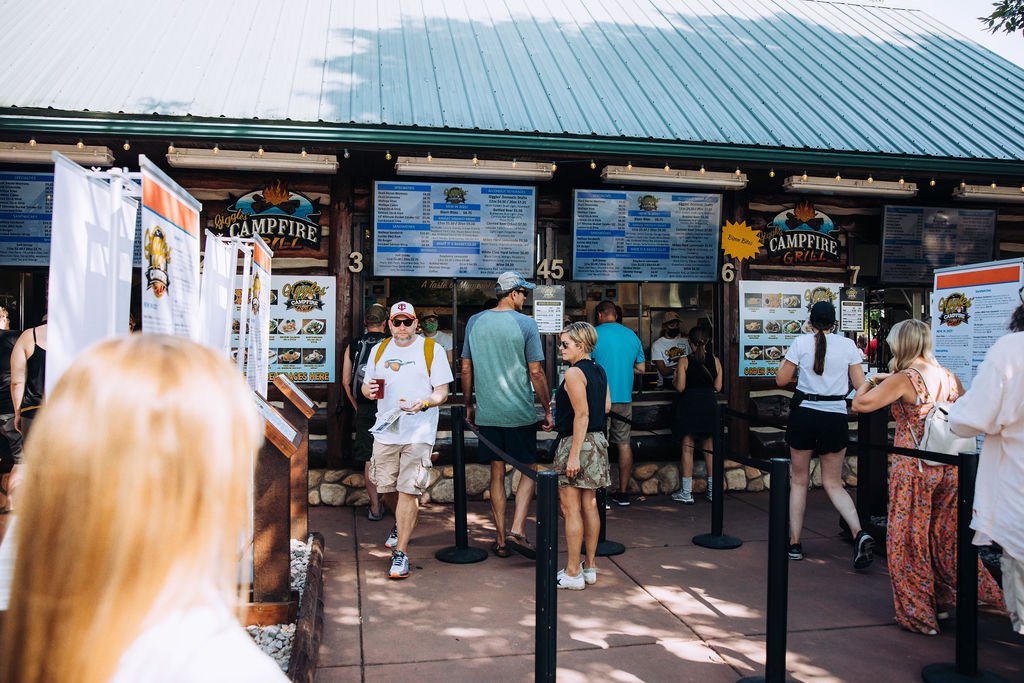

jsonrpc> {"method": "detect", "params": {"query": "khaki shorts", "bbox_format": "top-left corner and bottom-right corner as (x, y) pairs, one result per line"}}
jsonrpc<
(1003, 551), (1024, 635)
(607, 403), (632, 445)
(554, 432), (611, 489)
(369, 442), (433, 496)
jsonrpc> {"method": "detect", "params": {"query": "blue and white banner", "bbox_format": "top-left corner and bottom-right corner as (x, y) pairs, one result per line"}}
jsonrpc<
(573, 190), (721, 281)
(0, 171), (53, 266)
(373, 182), (535, 277)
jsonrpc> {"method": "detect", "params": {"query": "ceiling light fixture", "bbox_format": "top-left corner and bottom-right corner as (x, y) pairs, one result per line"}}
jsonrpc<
(166, 147), (338, 174)
(394, 155), (553, 181)
(952, 183), (1024, 204)
(0, 141), (114, 166)
(783, 174), (917, 198)
(601, 165), (748, 190)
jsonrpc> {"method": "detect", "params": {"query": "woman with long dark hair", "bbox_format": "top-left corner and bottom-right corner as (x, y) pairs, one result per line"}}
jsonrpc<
(671, 326), (722, 504)
(776, 301), (874, 568)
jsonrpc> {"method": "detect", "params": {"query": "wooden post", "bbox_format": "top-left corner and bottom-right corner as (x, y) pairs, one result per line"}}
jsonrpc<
(251, 394), (301, 620)
(274, 374), (316, 541)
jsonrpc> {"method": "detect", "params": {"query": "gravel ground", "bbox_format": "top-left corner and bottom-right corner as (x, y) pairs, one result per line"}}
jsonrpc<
(247, 537), (312, 672)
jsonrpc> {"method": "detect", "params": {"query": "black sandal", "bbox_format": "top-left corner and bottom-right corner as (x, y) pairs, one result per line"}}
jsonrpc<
(491, 541), (511, 558)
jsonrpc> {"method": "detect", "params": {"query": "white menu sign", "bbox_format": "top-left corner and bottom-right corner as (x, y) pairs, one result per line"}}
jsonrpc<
(931, 259), (1024, 390)
(738, 280), (842, 378)
(233, 275), (335, 384)
(572, 189), (721, 281)
(881, 206), (995, 284)
(373, 181), (535, 277)
(533, 284), (565, 334)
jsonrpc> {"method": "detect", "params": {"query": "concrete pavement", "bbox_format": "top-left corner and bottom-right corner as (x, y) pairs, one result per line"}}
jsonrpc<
(312, 491), (1023, 683)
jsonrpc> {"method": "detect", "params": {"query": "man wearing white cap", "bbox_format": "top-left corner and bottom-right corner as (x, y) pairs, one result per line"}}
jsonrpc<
(651, 311), (690, 388)
(362, 301), (454, 579)
(462, 271), (553, 559)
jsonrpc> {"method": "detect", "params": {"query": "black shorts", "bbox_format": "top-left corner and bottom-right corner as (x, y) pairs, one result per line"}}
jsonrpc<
(351, 405), (377, 463)
(785, 407), (849, 454)
(478, 424), (537, 465)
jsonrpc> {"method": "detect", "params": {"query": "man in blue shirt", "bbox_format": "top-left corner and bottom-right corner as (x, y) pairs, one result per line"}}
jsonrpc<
(592, 300), (645, 507)
(462, 271), (553, 558)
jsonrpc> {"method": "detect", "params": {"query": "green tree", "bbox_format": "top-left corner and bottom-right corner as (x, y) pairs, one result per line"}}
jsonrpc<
(983, 0), (1024, 35)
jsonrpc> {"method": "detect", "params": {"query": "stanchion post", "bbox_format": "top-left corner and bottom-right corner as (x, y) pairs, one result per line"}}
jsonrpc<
(921, 451), (1006, 683)
(595, 487), (625, 556)
(535, 469), (559, 683)
(436, 406), (487, 564)
(694, 404), (742, 550)
(739, 457), (793, 683)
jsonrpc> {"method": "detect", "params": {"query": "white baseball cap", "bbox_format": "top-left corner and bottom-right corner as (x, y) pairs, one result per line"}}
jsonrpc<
(389, 301), (416, 319)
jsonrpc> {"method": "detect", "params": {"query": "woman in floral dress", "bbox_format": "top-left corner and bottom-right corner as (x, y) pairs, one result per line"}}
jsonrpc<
(853, 319), (1002, 634)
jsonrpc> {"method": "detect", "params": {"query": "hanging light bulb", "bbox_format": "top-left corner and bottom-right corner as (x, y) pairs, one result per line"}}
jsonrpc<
(301, 147), (307, 158)
(768, 168), (775, 179)
(664, 162), (670, 172)
(168, 143), (176, 154)
(1019, 185), (1024, 193)
(343, 148), (350, 160)
(427, 151), (433, 162)
(991, 181), (998, 189)
(929, 178), (936, 187)
(867, 174), (874, 184)
(589, 160), (596, 170)
(735, 167), (741, 177)
(960, 180), (966, 189)
(551, 161), (557, 172)
(835, 172), (841, 182)
(28, 137), (37, 147)
(76, 140), (85, 149)
(472, 154), (479, 166)
(801, 171), (808, 182)
(512, 158), (518, 168)
(122, 140), (131, 151)
(385, 150), (392, 161)
(699, 165), (706, 174)
(898, 176), (905, 185)
(627, 161), (633, 171)
(257, 146), (265, 157)
(212, 144), (220, 154)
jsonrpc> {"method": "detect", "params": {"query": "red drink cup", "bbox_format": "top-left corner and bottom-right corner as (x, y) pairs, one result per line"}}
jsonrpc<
(371, 378), (385, 399)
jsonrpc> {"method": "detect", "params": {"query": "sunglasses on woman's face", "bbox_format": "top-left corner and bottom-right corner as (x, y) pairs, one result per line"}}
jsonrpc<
(559, 340), (573, 349)
(391, 318), (415, 327)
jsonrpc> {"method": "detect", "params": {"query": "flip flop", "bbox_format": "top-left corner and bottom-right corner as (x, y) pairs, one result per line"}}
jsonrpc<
(507, 532), (536, 560)
(491, 541), (511, 558)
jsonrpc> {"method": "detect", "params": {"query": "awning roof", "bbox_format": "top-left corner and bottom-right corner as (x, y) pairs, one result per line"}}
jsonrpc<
(2, 0), (1024, 171)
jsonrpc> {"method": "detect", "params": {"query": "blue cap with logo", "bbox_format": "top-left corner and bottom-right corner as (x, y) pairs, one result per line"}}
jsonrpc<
(495, 271), (536, 295)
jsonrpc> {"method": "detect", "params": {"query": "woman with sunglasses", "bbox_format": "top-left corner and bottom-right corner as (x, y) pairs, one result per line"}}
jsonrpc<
(552, 322), (611, 590)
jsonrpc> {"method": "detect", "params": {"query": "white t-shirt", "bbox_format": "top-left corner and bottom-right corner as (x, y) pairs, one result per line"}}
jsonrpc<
(419, 329), (454, 352)
(783, 332), (860, 414)
(112, 603), (288, 682)
(948, 332), (1024, 561)
(364, 335), (454, 446)
(651, 336), (691, 386)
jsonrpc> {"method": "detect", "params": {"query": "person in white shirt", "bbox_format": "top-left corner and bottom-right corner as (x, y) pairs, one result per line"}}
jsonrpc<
(418, 309), (454, 365)
(949, 295), (1024, 635)
(776, 301), (874, 570)
(362, 301), (454, 580)
(650, 311), (690, 388)
(0, 335), (287, 683)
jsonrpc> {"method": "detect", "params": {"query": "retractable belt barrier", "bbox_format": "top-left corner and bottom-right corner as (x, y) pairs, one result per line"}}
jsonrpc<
(436, 406), (557, 683)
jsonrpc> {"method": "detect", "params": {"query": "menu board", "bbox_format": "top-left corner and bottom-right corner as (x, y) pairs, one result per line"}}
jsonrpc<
(373, 181), (535, 277)
(0, 172), (53, 266)
(931, 259), (1024, 390)
(533, 284), (565, 334)
(572, 190), (721, 281)
(881, 206), (995, 284)
(233, 275), (335, 384)
(738, 280), (842, 378)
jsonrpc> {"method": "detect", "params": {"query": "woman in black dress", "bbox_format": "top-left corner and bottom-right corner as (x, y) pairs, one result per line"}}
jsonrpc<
(671, 326), (722, 504)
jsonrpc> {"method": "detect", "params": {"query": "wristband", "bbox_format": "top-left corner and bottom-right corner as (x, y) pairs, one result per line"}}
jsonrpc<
(865, 377), (878, 388)
(420, 399), (430, 410)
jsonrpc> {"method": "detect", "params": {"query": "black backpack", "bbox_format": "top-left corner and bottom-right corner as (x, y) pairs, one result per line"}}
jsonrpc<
(349, 332), (388, 403)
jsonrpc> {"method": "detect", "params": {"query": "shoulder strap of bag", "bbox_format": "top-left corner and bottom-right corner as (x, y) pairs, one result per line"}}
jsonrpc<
(373, 337), (392, 366)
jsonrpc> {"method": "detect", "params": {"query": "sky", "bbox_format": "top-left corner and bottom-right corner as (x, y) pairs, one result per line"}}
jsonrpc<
(884, 0), (1024, 67)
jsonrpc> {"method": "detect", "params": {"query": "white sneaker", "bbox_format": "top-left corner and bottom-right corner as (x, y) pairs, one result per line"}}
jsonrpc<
(388, 550), (409, 579)
(385, 525), (398, 549)
(670, 489), (694, 504)
(556, 568), (585, 590)
(581, 564), (597, 585)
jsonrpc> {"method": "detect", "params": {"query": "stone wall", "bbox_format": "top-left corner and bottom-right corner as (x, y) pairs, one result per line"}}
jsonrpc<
(308, 456), (858, 506)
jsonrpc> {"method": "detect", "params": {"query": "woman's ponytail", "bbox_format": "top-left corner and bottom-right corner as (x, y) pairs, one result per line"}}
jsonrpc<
(813, 328), (826, 375)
